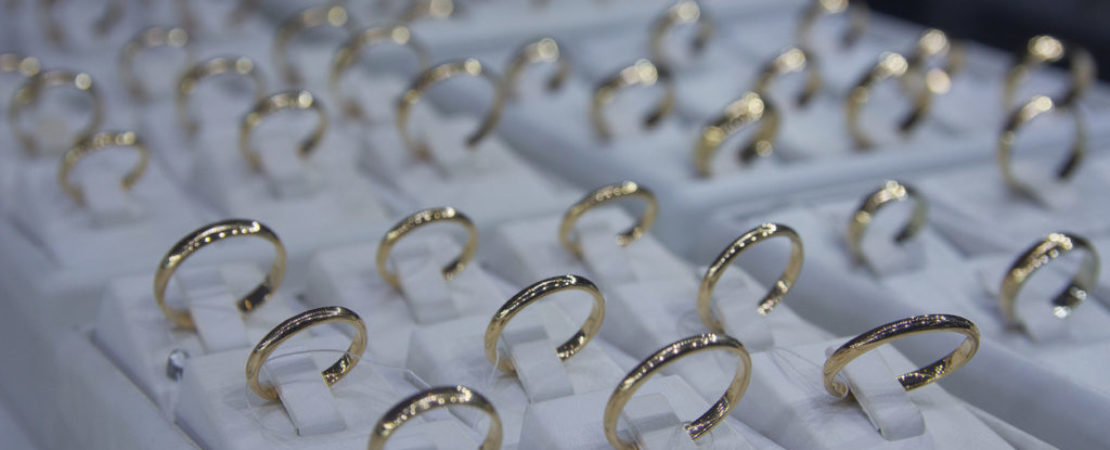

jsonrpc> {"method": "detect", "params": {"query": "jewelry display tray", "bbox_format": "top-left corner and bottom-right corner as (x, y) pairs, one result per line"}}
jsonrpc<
(2, 0), (1110, 449)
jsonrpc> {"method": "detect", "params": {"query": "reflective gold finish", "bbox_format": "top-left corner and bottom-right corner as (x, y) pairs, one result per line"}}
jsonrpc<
(398, 0), (455, 23)
(649, 0), (714, 70)
(176, 56), (268, 140)
(273, 5), (355, 85)
(0, 53), (41, 78)
(604, 333), (751, 450)
(330, 25), (430, 121)
(797, 0), (869, 51)
(558, 181), (658, 258)
(823, 314), (980, 398)
(845, 52), (932, 150)
(752, 47), (821, 109)
(153, 219), (287, 329)
(697, 223), (803, 334)
(997, 95), (1085, 203)
(846, 180), (927, 267)
(1000, 232), (1099, 325)
(239, 90), (328, 172)
(591, 59), (675, 142)
(484, 275), (605, 373)
(694, 92), (779, 177)
(904, 28), (964, 96)
(375, 207), (478, 290)
(367, 385), (501, 450)
(1003, 35), (1095, 110)
(58, 131), (150, 205)
(119, 26), (191, 102)
(396, 58), (505, 161)
(8, 70), (104, 155)
(246, 306), (367, 400)
(503, 37), (570, 99)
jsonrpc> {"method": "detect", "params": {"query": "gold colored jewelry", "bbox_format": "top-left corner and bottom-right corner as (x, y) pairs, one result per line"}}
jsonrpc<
(245, 306), (367, 400)
(997, 95), (1085, 202)
(8, 70), (104, 155)
(694, 92), (780, 178)
(329, 24), (430, 121)
(153, 219), (287, 329)
(375, 207), (478, 290)
(845, 52), (932, 150)
(484, 275), (605, 373)
(846, 180), (927, 267)
(39, 0), (123, 47)
(1003, 35), (1095, 110)
(397, 0), (455, 23)
(558, 181), (658, 259)
(395, 58), (505, 161)
(0, 53), (41, 78)
(649, 0), (714, 70)
(604, 333), (751, 450)
(367, 385), (501, 450)
(273, 5), (355, 85)
(119, 26), (191, 102)
(239, 90), (328, 172)
(796, 0), (869, 51)
(752, 47), (821, 109)
(503, 37), (570, 99)
(903, 28), (964, 96)
(999, 232), (1099, 325)
(176, 56), (268, 140)
(823, 314), (979, 398)
(697, 223), (803, 334)
(58, 131), (150, 205)
(591, 59), (675, 142)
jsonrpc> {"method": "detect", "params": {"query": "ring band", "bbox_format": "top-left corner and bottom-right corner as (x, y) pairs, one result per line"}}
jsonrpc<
(239, 90), (328, 172)
(558, 181), (658, 259)
(649, 0), (713, 70)
(8, 70), (104, 155)
(845, 52), (932, 150)
(396, 58), (506, 161)
(376, 207), (478, 290)
(503, 37), (570, 99)
(846, 180), (927, 267)
(273, 5), (354, 85)
(796, 0), (868, 51)
(0, 52), (41, 78)
(484, 274), (605, 374)
(591, 59), (675, 142)
(823, 314), (980, 398)
(177, 56), (268, 139)
(697, 223), (803, 334)
(245, 306), (367, 400)
(1000, 232), (1099, 325)
(367, 385), (501, 450)
(694, 92), (779, 178)
(119, 26), (191, 102)
(604, 333), (751, 450)
(997, 95), (1085, 202)
(1003, 35), (1095, 110)
(58, 131), (150, 205)
(153, 219), (287, 329)
(903, 28), (964, 96)
(753, 47), (821, 109)
(329, 24), (429, 121)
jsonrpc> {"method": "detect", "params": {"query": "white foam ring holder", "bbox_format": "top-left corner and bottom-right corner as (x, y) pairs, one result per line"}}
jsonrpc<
(93, 264), (297, 415)
(302, 234), (506, 368)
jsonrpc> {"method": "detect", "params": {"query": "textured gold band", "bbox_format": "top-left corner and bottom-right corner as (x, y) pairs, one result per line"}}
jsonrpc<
(559, 181), (658, 258)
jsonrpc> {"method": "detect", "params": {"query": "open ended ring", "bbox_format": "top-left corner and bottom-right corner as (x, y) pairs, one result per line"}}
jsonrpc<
(8, 70), (104, 155)
(846, 180), (927, 268)
(376, 207), (478, 290)
(591, 59), (675, 142)
(239, 90), (328, 172)
(58, 131), (150, 206)
(177, 56), (268, 139)
(845, 52), (932, 150)
(694, 91), (779, 177)
(1003, 35), (1095, 110)
(997, 95), (1085, 203)
(649, 0), (714, 71)
(558, 181), (658, 259)
(999, 232), (1099, 326)
(396, 58), (505, 161)
(367, 385), (501, 450)
(329, 24), (429, 121)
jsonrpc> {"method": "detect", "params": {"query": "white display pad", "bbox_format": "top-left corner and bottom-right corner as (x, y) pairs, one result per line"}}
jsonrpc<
(303, 235), (509, 367)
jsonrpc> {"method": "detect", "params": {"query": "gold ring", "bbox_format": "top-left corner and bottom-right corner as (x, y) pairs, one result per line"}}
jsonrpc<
(58, 131), (150, 206)
(558, 181), (658, 259)
(845, 52), (932, 150)
(503, 37), (570, 99)
(484, 274), (605, 374)
(8, 70), (103, 155)
(375, 207), (478, 290)
(38, 0), (123, 47)
(176, 56), (268, 140)
(591, 59), (675, 142)
(997, 95), (1085, 201)
(796, 0), (869, 51)
(846, 180), (927, 267)
(999, 232), (1099, 325)
(119, 26), (191, 102)
(273, 5), (355, 85)
(0, 52), (41, 78)
(239, 90), (328, 173)
(697, 223), (803, 334)
(152, 219), (287, 329)
(1003, 35), (1095, 110)
(648, 0), (713, 70)
(604, 333), (751, 450)
(753, 47), (821, 109)
(694, 91), (779, 178)
(397, 0), (455, 23)
(367, 385), (501, 450)
(903, 28), (964, 96)
(245, 306), (367, 400)
(329, 24), (430, 121)
(396, 58), (505, 161)
(823, 314), (980, 398)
